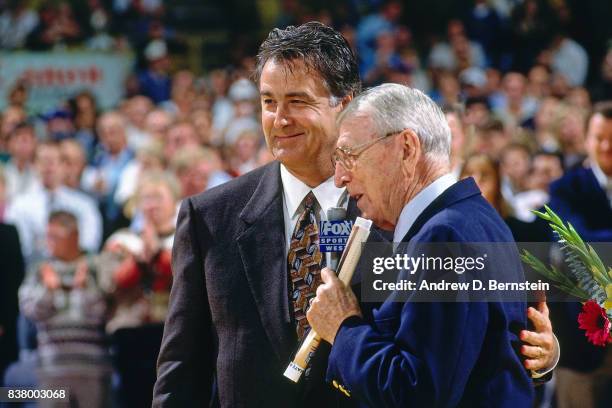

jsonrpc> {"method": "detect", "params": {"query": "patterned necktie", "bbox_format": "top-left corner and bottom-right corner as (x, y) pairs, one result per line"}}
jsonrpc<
(288, 191), (323, 341)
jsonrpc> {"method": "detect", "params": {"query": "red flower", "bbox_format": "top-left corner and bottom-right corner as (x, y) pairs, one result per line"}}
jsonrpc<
(578, 300), (612, 347)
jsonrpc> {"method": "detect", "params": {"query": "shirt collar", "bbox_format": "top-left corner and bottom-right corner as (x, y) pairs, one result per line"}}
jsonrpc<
(280, 164), (346, 218)
(393, 173), (457, 243)
(591, 161), (612, 191)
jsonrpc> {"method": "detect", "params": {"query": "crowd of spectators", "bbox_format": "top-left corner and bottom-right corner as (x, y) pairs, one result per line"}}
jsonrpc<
(0, 0), (611, 407)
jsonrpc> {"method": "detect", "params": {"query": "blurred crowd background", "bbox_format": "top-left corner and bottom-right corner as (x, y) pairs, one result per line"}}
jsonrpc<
(0, 0), (612, 407)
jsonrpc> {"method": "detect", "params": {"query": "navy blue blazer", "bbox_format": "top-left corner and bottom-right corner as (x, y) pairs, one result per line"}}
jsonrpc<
(549, 165), (612, 242)
(326, 178), (534, 407)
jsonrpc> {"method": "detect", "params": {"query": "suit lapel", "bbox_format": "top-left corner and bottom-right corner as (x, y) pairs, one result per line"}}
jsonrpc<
(236, 162), (294, 361)
(403, 177), (482, 242)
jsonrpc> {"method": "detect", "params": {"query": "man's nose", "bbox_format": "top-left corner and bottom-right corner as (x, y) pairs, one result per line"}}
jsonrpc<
(273, 105), (291, 128)
(334, 163), (351, 188)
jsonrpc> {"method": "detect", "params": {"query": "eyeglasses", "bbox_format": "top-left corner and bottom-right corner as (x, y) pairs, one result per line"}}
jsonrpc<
(332, 130), (404, 170)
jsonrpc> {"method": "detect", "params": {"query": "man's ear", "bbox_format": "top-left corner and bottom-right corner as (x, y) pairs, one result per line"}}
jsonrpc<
(340, 94), (353, 110)
(401, 129), (421, 162)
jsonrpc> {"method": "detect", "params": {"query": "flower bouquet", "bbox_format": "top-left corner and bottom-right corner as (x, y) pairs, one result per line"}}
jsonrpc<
(520, 206), (612, 346)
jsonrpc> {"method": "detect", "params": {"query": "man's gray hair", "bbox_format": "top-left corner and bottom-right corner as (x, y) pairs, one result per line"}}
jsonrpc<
(338, 83), (451, 160)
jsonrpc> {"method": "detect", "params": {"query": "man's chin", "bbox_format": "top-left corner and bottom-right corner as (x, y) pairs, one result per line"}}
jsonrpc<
(599, 162), (612, 177)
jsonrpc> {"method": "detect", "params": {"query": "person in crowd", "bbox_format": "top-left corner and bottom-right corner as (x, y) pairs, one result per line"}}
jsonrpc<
(144, 109), (173, 144)
(19, 210), (111, 408)
(170, 146), (231, 199)
(44, 109), (76, 142)
(0, 106), (26, 158)
(0, 204), (25, 385)
(114, 141), (165, 213)
(208, 69), (233, 140)
(493, 72), (539, 129)
(122, 95), (154, 152)
(533, 96), (561, 152)
(544, 33), (589, 87)
(442, 104), (467, 176)
(101, 171), (178, 408)
(0, 0), (39, 49)
(160, 70), (197, 119)
(212, 78), (260, 147)
(430, 70), (461, 106)
(463, 0), (504, 67)
(162, 120), (199, 164)
(6, 142), (102, 264)
(82, 111), (134, 238)
(3, 122), (39, 202)
(69, 91), (99, 162)
(499, 142), (531, 205)
(59, 139), (87, 191)
(527, 64), (552, 100)
(189, 108), (213, 146)
(356, 0), (403, 77)
(529, 151), (564, 192)
(463, 96), (492, 128)
(556, 105), (587, 169)
(137, 39), (172, 104)
(549, 101), (612, 241)
(428, 19), (487, 72)
(510, 0), (556, 73)
(227, 129), (262, 176)
(26, 2), (83, 50)
(460, 153), (551, 240)
(472, 118), (511, 160)
(544, 102), (612, 408)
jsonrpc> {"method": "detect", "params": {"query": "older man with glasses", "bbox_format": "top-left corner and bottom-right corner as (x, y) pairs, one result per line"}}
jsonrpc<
(307, 83), (539, 407)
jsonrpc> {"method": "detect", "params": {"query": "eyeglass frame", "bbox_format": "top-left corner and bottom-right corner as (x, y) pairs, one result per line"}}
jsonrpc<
(332, 129), (405, 170)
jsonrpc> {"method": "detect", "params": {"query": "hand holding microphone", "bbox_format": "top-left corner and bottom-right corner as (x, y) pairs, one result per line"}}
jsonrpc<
(306, 268), (362, 344)
(284, 216), (372, 383)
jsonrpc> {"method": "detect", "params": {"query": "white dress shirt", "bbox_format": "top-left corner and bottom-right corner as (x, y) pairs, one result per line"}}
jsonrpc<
(280, 164), (347, 255)
(393, 173), (457, 243)
(591, 162), (612, 206)
(6, 185), (103, 264)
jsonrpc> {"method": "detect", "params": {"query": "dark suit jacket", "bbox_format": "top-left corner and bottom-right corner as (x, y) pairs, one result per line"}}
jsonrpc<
(326, 178), (534, 407)
(549, 165), (612, 242)
(0, 223), (25, 382)
(154, 161), (379, 407)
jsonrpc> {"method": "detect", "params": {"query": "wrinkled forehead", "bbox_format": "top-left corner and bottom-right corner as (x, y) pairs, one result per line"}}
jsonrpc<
(337, 113), (375, 147)
(587, 114), (612, 138)
(259, 58), (330, 95)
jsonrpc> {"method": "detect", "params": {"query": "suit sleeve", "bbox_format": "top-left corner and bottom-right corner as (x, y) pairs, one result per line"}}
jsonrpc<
(549, 178), (612, 242)
(327, 301), (488, 407)
(153, 198), (215, 407)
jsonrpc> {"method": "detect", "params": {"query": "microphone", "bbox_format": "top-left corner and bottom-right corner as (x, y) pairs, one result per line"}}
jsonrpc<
(324, 207), (347, 272)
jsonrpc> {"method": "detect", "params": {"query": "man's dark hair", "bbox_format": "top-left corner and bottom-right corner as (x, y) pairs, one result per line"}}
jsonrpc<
(8, 121), (34, 139)
(479, 118), (504, 134)
(441, 103), (464, 117)
(587, 101), (612, 126)
(48, 210), (79, 233)
(533, 150), (563, 162)
(465, 96), (491, 111)
(254, 21), (361, 103)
